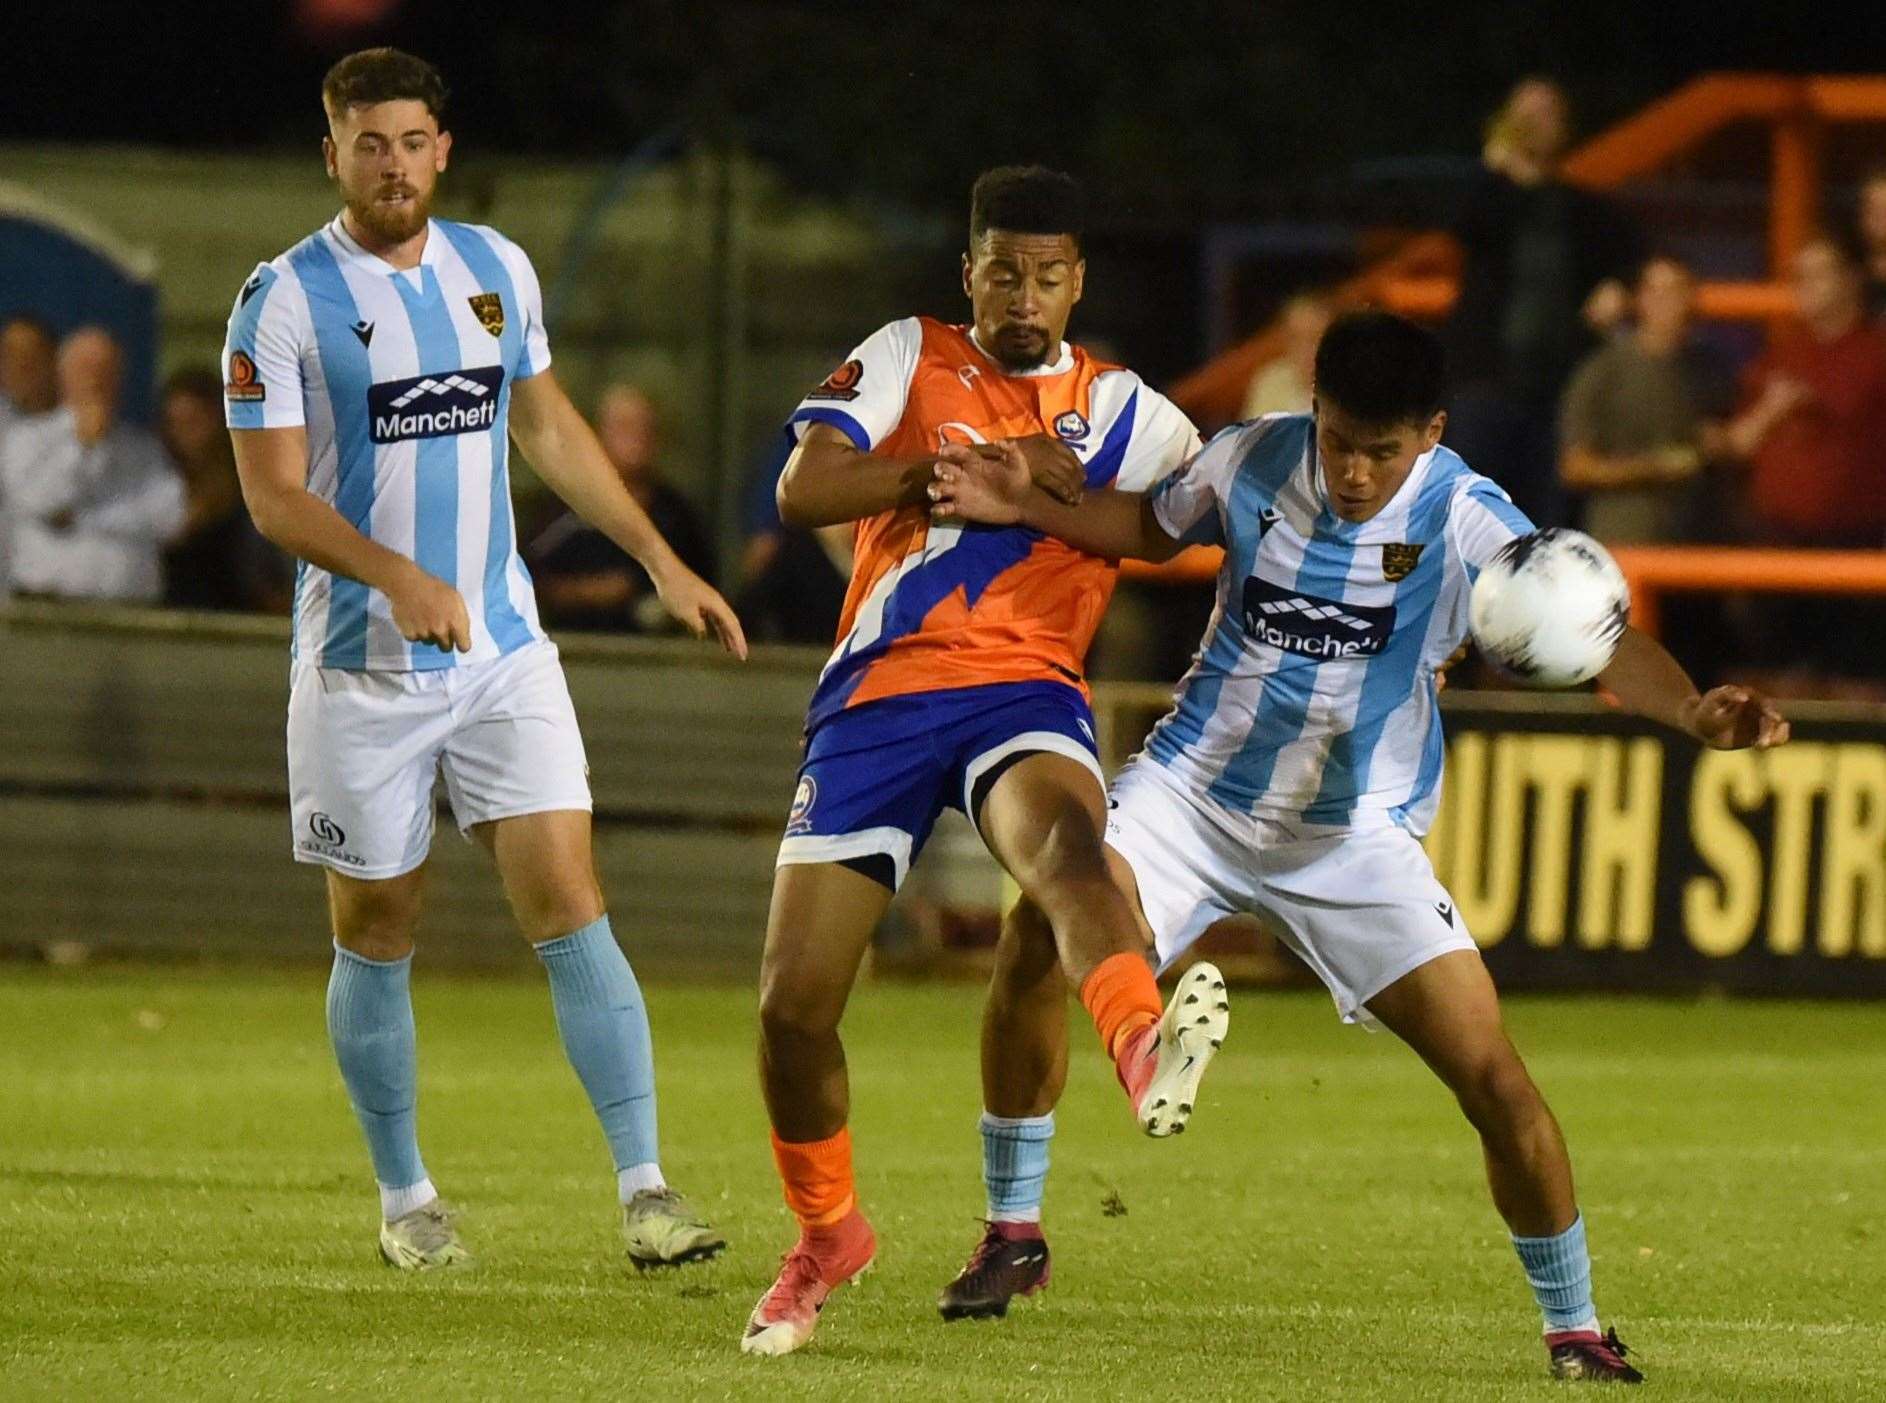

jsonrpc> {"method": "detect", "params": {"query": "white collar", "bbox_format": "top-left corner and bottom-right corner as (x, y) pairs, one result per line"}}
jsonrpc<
(328, 214), (440, 277)
(968, 326), (1074, 378)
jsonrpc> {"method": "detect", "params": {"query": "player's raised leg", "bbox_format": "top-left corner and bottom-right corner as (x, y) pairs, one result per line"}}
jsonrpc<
(325, 867), (469, 1270)
(1365, 950), (1643, 1384)
(940, 895), (1063, 1320)
(478, 808), (724, 1268)
(976, 752), (1229, 1136)
(743, 860), (887, 1356)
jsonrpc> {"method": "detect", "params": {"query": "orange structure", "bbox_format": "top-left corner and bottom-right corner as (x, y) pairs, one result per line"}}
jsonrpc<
(1123, 545), (1886, 645)
(1173, 74), (1886, 430)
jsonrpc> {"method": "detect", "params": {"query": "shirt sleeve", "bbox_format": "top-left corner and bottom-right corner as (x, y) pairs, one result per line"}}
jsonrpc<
(785, 317), (922, 452)
(1449, 476), (1538, 583)
(1147, 418), (1264, 548)
(1111, 384), (1203, 493)
(222, 263), (308, 431)
(500, 239), (553, 380)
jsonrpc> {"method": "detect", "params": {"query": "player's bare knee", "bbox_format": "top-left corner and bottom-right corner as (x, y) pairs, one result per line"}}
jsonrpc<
(1454, 1048), (1544, 1132)
(331, 893), (420, 961)
(1015, 814), (1110, 903)
(326, 870), (423, 960)
(757, 975), (843, 1049)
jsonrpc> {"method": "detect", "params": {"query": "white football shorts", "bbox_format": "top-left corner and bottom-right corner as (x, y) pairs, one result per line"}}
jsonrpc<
(1105, 756), (1477, 1028)
(285, 639), (592, 879)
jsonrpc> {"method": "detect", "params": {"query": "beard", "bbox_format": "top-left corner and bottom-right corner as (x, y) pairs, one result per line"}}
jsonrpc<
(344, 182), (432, 246)
(989, 322), (1053, 371)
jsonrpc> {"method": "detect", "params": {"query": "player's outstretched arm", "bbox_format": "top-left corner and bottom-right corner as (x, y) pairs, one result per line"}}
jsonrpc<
(1597, 626), (1790, 750)
(929, 440), (1185, 563)
(509, 371), (747, 659)
(232, 425), (473, 652)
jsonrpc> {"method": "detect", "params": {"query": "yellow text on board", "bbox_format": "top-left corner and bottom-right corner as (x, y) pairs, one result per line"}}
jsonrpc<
(1423, 735), (1885, 959)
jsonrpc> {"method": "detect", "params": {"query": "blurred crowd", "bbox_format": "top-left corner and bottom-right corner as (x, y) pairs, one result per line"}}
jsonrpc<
(4, 77), (1882, 695)
(1238, 78), (1886, 692)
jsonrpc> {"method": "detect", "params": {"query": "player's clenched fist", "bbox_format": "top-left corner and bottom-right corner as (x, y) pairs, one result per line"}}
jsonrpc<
(1007, 433), (1085, 506)
(387, 563), (474, 652)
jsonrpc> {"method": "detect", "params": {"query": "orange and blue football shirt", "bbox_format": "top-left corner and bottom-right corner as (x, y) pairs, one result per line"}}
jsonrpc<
(786, 316), (1200, 730)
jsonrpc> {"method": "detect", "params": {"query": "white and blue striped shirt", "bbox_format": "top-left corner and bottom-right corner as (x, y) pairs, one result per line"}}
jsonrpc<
(1143, 413), (1534, 833)
(222, 216), (549, 670)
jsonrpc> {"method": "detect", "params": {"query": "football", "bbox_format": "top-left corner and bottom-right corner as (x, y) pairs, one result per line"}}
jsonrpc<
(1469, 528), (1632, 688)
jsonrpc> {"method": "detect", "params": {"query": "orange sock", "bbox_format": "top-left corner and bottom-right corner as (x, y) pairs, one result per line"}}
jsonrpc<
(1079, 952), (1162, 1063)
(771, 1127), (856, 1229)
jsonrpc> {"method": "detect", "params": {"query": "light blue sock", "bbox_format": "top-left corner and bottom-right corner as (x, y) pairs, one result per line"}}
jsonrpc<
(981, 1111), (1053, 1222)
(536, 916), (660, 1180)
(1513, 1213), (1600, 1333)
(325, 943), (428, 1194)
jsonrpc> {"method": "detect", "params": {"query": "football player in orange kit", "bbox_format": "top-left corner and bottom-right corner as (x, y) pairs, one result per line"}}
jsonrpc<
(740, 167), (1230, 1357)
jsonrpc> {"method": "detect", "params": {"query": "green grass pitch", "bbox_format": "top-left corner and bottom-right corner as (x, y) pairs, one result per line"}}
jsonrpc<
(2, 967), (1882, 1401)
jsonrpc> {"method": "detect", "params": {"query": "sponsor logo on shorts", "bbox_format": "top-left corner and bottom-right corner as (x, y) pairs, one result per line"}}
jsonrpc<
(1435, 899), (1454, 927)
(806, 358), (863, 402)
(367, 366), (503, 444)
(300, 811), (365, 866)
(224, 350), (265, 402)
(1241, 575), (1395, 660)
(785, 775), (818, 835)
(1053, 409), (1090, 442)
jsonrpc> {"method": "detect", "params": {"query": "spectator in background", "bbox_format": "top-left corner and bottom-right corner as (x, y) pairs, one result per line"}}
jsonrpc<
(1858, 166), (1886, 320)
(1, 315), (58, 430)
(1, 327), (184, 603)
(1725, 232), (1886, 547)
(733, 434), (849, 645)
(526, 383), (715, 633)
(0, 315), (59, 597)
(1240, 290), (1330, 419)
(1442, 77), (1642, 529)
(158, 367), (290, 612)
(1723, 232), (1886, 688)
(1558, 254), (1734, 543)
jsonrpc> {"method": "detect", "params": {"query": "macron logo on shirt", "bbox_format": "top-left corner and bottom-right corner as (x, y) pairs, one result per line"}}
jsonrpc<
(368, 366), (503, 444)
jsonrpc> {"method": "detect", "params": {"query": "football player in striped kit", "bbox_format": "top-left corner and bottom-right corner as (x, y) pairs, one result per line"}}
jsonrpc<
(931, 309), (1789, 1383)
(225, 48), (744, 1273)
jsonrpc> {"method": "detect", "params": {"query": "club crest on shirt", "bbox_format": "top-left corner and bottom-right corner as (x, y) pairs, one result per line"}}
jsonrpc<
(467, 292), (505, 338)
(1053, 409), (1090, 442)
(224, 350), (265, 402)
(1382, 543), (1424, 581)
(807, 358), (864, 402)
(785, 775), (818, 835)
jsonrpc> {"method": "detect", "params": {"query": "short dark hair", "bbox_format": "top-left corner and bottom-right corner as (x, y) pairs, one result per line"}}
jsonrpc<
(1313, 309), (1447, 427)
(322, 47), (448, 121)
(970, 166), (1085, 250)
(2, 313), (55, 345)
(162, 365), (223, 406)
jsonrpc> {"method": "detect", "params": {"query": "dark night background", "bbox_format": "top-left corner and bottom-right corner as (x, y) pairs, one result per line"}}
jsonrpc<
(9, 2), (1880, 217)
